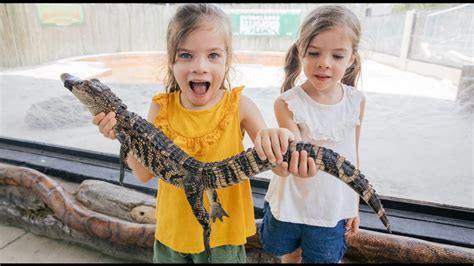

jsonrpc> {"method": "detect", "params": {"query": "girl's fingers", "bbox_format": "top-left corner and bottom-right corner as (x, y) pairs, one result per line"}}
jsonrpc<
(345, 226), (357, 238)
(298, 150), (308, 176)
(279, 132), (289, 162)
(92, 112), (106, 125)
(270, 132), (283, 164)
(307, 157), (317, 176)
(254, 133), (266, 160)
(274, 162), (289, 177)
(103, 117), (117, 135)
(97, 112), (116, 138)
(288, 151), (299, 174)
(262, 135), (276, 163)
(98, 112), (112, 131)
(344, 218), (359, 238)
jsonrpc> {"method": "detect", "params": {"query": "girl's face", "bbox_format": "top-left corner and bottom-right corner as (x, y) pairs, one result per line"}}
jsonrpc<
(172, 25), (227, 110)
(301, 26), (355, 92)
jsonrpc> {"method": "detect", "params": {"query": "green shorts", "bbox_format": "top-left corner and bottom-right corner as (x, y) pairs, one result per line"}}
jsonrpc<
(153, 239), (246, 263)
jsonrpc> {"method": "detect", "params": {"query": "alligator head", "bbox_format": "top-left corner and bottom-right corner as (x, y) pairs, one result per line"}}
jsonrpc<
(60, 73), (126, 116)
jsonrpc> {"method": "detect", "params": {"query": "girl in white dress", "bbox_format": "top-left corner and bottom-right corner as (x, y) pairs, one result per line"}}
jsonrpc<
(259, 5), (366, 263)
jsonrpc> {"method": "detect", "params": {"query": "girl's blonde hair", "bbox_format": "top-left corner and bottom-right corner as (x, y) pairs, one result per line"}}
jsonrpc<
(281, 5), (362, 93)
(164, 4), (233, 92)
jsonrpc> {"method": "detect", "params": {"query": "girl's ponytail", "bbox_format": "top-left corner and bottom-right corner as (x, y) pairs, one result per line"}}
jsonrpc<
(281, 43), (302, 93)
(342, 52), (361, 88)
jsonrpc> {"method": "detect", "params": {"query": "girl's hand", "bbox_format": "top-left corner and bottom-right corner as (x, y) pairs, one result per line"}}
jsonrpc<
(254, 128), (294, 165)
(345, 215), (360, 238)
(271, 150), (297, 177)
(287, 149), (318, 178)
(92, 112), (117, 140)
(273, 150), (319, 178)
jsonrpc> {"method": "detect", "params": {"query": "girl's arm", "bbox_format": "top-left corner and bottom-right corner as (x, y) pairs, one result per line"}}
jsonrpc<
(239, 95), (294, 165)
(345, 94), (366, 238)
(274, 97), (302, 141)
(355, 95), (366, 169)
(92, 103), (159, 184)
(273, 97), (317, 178)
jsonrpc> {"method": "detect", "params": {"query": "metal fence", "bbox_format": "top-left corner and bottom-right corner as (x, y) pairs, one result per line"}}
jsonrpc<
(359, 4), (473, 68)
(360, 13), (406, 57)
(409, 4), (474, 68)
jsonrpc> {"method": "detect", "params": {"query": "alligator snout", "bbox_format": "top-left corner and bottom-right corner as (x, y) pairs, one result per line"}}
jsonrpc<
(60, 73), (81, 91)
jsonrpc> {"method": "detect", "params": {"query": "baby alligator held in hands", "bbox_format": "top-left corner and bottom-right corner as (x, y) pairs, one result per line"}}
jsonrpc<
(60, 73), (391, 260)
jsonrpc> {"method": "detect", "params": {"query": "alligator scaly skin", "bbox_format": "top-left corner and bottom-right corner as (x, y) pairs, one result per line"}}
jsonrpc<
(61, 73), (391, 259)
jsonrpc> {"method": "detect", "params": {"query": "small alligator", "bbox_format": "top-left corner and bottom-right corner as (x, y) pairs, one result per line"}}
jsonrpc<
(60, 73), (391, 259)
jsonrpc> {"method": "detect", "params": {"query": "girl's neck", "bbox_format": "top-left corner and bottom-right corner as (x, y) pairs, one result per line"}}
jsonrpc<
(301, 81), (343, 105)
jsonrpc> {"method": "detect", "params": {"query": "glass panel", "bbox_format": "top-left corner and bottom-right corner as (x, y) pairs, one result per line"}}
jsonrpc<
(1, 3), (472, 209)
(360, 13), (406, 57)
(409, 4), (474, 68)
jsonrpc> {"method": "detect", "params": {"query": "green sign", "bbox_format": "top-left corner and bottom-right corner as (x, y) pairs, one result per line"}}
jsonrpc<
(36, 4), (84, 26)
(228, 9), (300, 37)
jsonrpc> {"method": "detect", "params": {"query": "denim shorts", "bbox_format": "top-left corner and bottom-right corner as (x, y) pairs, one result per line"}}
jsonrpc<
(259, 201), (347, 263)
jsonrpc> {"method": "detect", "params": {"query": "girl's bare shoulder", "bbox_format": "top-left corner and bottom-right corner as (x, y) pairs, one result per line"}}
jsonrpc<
(147, 101), (161, 122)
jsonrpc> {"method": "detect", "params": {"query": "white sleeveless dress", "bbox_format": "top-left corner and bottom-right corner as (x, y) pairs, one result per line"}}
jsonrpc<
(265, 83), (364, 227)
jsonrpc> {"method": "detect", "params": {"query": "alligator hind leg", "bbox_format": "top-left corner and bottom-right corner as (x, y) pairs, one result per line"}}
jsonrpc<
(206, 189), (230, 223)
(183, 176), (212, 261)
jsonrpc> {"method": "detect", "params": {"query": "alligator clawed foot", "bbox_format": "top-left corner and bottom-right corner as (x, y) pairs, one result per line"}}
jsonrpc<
(210, 203), (230, 223)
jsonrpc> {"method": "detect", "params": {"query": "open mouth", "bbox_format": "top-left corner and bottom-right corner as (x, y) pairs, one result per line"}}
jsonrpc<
(189, 80), (211, 96)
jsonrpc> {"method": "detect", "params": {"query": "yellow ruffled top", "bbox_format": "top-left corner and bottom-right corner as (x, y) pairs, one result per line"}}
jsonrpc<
(150, 86), (256, 254)
(152, 87), (242, 157)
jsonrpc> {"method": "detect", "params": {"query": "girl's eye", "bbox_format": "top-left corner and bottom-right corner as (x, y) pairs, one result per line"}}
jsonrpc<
(333, 55), (344, 59)
(308, 52), (319, 57)
(178, 53), (192, 59)
(209, 53), (220, 59)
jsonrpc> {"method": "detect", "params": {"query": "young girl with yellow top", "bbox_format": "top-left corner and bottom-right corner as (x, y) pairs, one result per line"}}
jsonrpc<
(92, 4), (294, 263)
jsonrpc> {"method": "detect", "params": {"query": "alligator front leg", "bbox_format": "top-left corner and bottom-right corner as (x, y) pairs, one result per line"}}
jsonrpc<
(183, 174), (212, 262)
(206, 189), (229, 223)
(115, 129), (132, 186)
